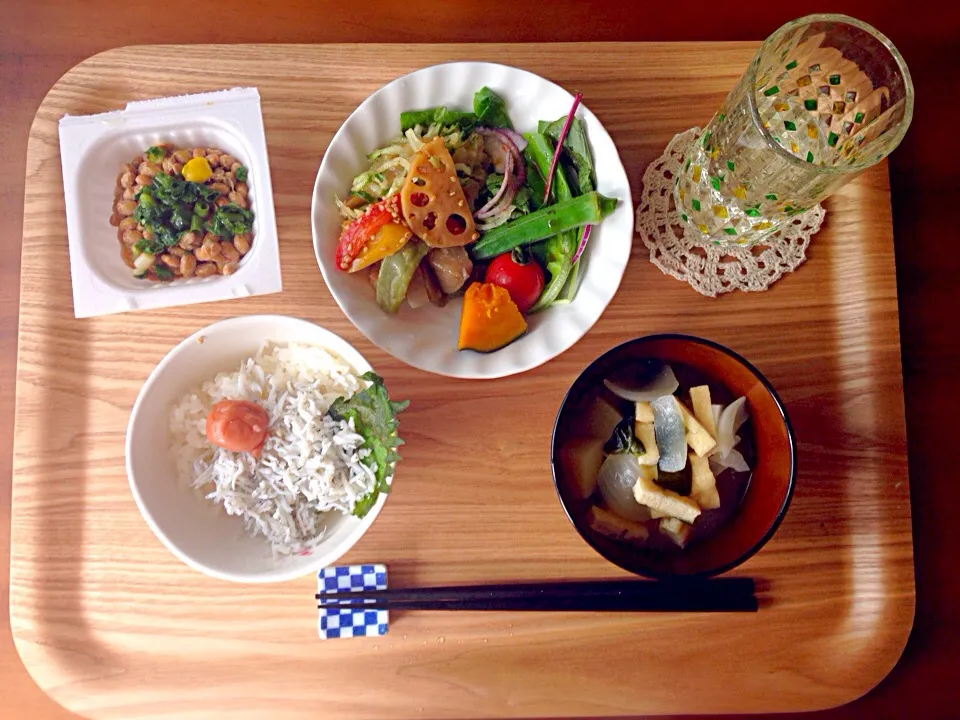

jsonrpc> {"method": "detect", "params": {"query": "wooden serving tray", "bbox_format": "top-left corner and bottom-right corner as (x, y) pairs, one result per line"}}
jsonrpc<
(10, 43), (913, 719)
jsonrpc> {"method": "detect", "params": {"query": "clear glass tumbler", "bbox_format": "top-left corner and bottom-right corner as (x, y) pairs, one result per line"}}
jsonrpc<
(674, 14), (914, 246)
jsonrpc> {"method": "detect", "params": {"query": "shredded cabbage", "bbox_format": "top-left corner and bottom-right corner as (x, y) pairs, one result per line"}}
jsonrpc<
(335, 195), (362, 221)
(337, 124), (469, 220)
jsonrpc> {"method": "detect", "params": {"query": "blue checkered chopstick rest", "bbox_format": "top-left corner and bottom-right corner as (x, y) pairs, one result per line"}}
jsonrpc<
(317, 564), (388, 639)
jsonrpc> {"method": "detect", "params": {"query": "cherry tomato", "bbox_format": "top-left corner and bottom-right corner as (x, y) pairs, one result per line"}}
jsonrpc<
(483, 248), (545, 314)
(335, 195), (411, 272)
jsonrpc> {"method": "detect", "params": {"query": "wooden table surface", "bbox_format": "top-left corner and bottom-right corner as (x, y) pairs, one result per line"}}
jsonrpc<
(1, 2), (957, 719)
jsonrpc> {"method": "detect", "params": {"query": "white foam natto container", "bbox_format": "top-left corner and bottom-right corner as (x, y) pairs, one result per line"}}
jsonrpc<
(58, 87), (282, 318)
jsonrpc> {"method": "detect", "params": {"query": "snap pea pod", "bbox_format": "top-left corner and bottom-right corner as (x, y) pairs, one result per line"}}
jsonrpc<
(376, 240), (429, 313)
(555, 255), (584, 304)
(529, 233), (576, 313)
(471, 191), (616, 260)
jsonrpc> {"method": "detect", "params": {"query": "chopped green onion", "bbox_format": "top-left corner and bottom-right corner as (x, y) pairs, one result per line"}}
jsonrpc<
(145, 146), (165, 163)
(133, 252), (155, 275)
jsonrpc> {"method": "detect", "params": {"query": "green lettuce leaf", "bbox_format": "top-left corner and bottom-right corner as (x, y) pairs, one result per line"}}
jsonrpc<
(473, 87), (513, 129)
(400, 107), (477, 133)
(543, 115), (595, 195)
(327, 372), (409, 518)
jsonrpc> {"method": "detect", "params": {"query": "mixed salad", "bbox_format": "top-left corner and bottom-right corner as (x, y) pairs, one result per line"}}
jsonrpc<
(334, 88), (617, 353)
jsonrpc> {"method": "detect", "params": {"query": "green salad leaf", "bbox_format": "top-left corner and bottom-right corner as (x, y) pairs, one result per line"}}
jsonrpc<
(398, 88), (511, 134)
(511, 185), (532, 216)
(327, 372), (409, 518)
(438, 109), (477, 131)
(473, 86), (512, 129)
(543, 116), (595, 195)
(400, 107), (477, 133)
(524, 156), (547, 210)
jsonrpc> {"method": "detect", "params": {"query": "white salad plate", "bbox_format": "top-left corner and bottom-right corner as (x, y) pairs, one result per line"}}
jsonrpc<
(125, 315), (386, 583)
(311, 62), (633, 379)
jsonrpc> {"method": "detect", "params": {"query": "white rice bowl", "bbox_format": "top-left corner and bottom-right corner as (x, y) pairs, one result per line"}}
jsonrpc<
(126, 315), (392, 583)
(169, 343), (376, 556)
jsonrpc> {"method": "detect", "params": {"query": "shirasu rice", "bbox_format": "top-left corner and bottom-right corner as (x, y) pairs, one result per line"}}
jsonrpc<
(168, 343), (372, 555)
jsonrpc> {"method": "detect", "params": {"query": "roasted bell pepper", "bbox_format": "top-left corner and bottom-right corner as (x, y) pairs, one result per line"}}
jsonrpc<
(351, 222), (412, 273)
(335, 195), (410, 272)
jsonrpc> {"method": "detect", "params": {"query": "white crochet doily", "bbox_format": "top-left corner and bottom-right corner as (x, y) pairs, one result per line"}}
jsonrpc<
(635, 128), (826, 297)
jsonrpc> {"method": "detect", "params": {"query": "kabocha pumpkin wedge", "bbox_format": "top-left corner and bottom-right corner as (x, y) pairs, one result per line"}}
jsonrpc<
(457, 282), (527, 353)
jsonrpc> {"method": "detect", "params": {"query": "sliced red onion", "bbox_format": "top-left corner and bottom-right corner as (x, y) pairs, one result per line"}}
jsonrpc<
(475, 151), (514, 219)
(478, 205), (516, 230)
(477, 128), (511, 173)
(481, 188), (516, 221)
(543, 92), (583, 204)
(477, 127), (525, 190)
(495, 130), (526, 188)
(571, 224), (592, 264)
(497, 127), (527, 152)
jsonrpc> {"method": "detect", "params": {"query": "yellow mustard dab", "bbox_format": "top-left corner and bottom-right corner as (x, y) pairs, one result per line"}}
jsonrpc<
(182, 156), (212, 183)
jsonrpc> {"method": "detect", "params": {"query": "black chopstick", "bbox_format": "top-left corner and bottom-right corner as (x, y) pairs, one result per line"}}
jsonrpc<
(320, 595), (757, 612)
(316, 578), (756, 613)
(317, 577), (754, 602)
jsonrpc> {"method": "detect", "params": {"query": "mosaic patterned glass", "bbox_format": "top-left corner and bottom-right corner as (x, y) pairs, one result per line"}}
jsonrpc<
(675, 14), (914, 246)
